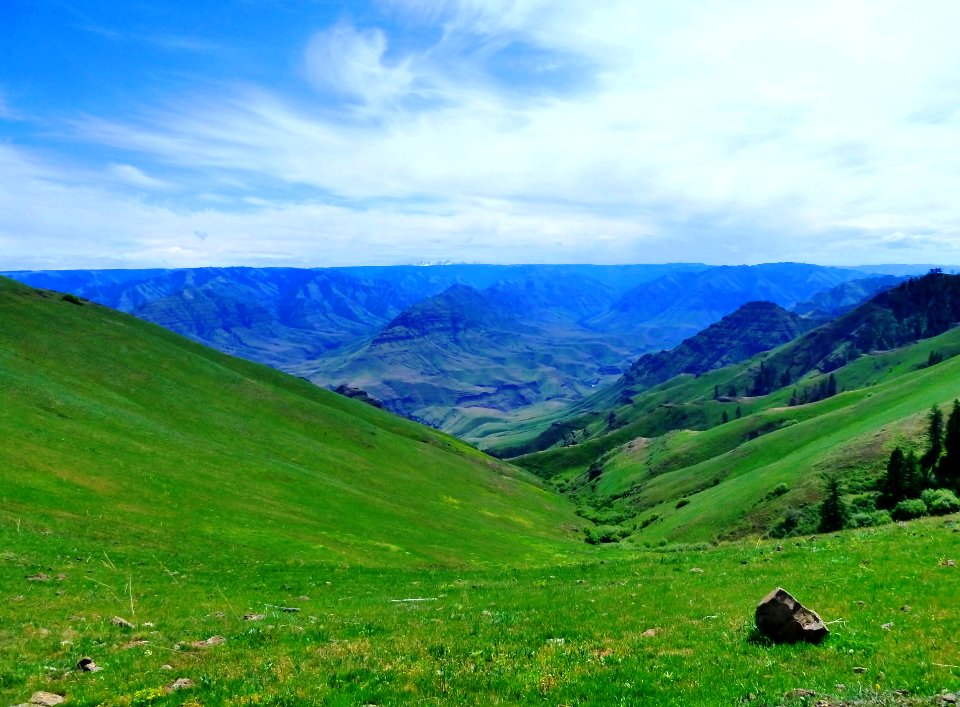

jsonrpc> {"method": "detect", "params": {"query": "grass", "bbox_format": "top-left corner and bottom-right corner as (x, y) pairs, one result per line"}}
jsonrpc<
(4, 516), (960, 705)
(509, 326), (960, 544)
(4, 275), (960, 705)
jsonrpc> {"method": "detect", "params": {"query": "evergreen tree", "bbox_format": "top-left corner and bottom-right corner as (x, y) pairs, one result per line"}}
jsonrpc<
(904, 450), (923, 499)
(713, 385), (719, 400)
(819, 476), (847, 533)
(880, 447), (906, 509)
(921, 404), (944, 473)
(938, 399), (960, 490)
(606, 411), (617, 430)
(735, 406), (742, 419)
(721, 411), (729, 424)
(827, 373), (838, 398)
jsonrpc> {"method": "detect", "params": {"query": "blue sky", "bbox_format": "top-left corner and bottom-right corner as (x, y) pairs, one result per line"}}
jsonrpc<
(2, 1), (960, 269)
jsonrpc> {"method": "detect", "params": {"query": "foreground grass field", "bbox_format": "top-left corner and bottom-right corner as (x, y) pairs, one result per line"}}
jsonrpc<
(4, 515), (959, 705)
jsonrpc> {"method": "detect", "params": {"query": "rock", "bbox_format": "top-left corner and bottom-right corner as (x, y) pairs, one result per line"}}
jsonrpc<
(298, 595), (310, 601)
(755, 587), (829, 644)
(881, 622), (894, 630)
(164, 677), (195, 693)
(942, 693), (957, 704)
(785, 689), (816, 699)
(900, 604), (911, 612)
(853, 666), (867, 673)
(77, 657), (102, 672)
(854, 600), (865, 606)
(160, 664), (174, 670)
(122, 640), (149, 649)
(28, 692), (65, 706)
(189, 635), (225, 648)
(111, 616), (135, 629)
(26, 573), (50, 582)
(641, 628), (657, 638)
(280, 606), (300, 613)
(243, 613), (265, 621)
(690, 567), (704, 573)
(947, 560), (956, 567)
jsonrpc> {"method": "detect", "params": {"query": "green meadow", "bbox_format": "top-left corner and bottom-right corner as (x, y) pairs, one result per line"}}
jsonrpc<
(2, 276), (960, 705)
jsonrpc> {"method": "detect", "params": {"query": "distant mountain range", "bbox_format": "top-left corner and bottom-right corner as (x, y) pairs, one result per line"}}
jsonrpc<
(3, 262), (941, 439)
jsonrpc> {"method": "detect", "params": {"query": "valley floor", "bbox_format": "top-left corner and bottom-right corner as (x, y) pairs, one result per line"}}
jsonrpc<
(4, 516), (959, 706)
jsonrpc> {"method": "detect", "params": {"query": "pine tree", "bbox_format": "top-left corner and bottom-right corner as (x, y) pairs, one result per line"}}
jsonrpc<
(938, 399), (960, 490)
(721, 411), (729, 424)
(921, 404), (944, 474)
(819, 476), (847, 533)
(735, 406), (742, 419)
(713, 385), (719, 400)
(827, 373), (837, 397)
(904, 450), (923, 499)
(880, 447), (906, 508)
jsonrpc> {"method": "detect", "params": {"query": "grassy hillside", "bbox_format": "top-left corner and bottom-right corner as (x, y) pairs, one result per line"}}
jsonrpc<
(5, 512), (959, 705)
(0, 276), (582, 567)
(510, 322), (960, 544)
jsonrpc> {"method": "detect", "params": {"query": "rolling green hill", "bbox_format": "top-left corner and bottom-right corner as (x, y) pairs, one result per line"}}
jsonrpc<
(504, 273), (960, 544)
(0, 276), (582, 567)
(3, 276), (960, 706)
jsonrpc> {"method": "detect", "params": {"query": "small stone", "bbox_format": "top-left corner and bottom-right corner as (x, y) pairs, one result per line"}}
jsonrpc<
(164, 677), (195, 693)
(881, 622), (894, 630)
(243, 613), (265, 621)
(142, 621), (155, 627)
(755, 588), (828, 644)
(900, 605), (911, 612)
(26, 573), (50, 582)
(280, 606), (300, 613)
(10, 595), (25, 601)
(29, 692), (65, 706)
(854, 600), (865, 606)
(690, 567), (704, 573)
(160, 664), (174, 671)
(641, 628), (657, 638)
(77, 657), (102, 672)
(853, 666), (867, 674)
(189, 635), (225, 648)
(122, 640), (149, 649)
(785, 689), (816, 699)
(942, 694), (957, 704)
(835, 684), (846, 691)
(298, 595), (310, 601)
(111, 616), (135, 629)
(947, 560), (956, 567)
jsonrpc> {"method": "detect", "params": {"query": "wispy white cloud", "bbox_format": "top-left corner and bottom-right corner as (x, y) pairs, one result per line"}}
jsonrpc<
(106, 163), (171, 190)
(13, 1), (960, 267)
(303, 22), (415, 112)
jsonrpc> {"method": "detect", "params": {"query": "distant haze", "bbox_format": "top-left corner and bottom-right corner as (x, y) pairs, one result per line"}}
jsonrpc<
(3, 2), (960, 268)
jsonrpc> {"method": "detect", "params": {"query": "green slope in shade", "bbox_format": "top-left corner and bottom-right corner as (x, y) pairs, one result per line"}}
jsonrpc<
(0, 277), (582, 567)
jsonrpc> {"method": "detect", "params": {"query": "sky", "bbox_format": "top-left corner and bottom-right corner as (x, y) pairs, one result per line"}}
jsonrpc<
(2, 0), (960, 269)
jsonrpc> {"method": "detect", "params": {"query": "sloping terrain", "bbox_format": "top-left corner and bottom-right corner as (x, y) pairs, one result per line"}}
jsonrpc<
(504, 274), (960, 546)
(0, 275), (581, 567)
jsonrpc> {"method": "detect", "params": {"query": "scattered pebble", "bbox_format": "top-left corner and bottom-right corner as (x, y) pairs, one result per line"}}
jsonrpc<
(946, 560), (956, 568)
(785, 689), (816, 699)
(77, 657), (102, 673)
(881, 622), (894, 630)
(280, 606), (301, 613)
(243, 613), (265, 621)
(26, 573), (50, 582)
(122, 640), (149, 649)
(298, 595), (310, 601)
(942, 693), (957, 704)
(111, 616), (135, 629)
(854, 600), (865, 606)
(164, 677), (195, 693)
(641, 628), (657, 638)
(160, 664), (174, 671)
(853, 666), (867, 674)
(546, 637), (565, 646)
(189, 635), (226, 648)
(690, 567), (704, 573)
(901, 605), (911, 613)
(27, 691), (65, 706)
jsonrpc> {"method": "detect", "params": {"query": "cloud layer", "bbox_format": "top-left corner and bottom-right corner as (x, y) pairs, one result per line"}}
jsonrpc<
(3, 1), (960, 268)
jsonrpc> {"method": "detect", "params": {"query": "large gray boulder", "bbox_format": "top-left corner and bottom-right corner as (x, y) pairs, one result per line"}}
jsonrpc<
(755, 587), (828, 643)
